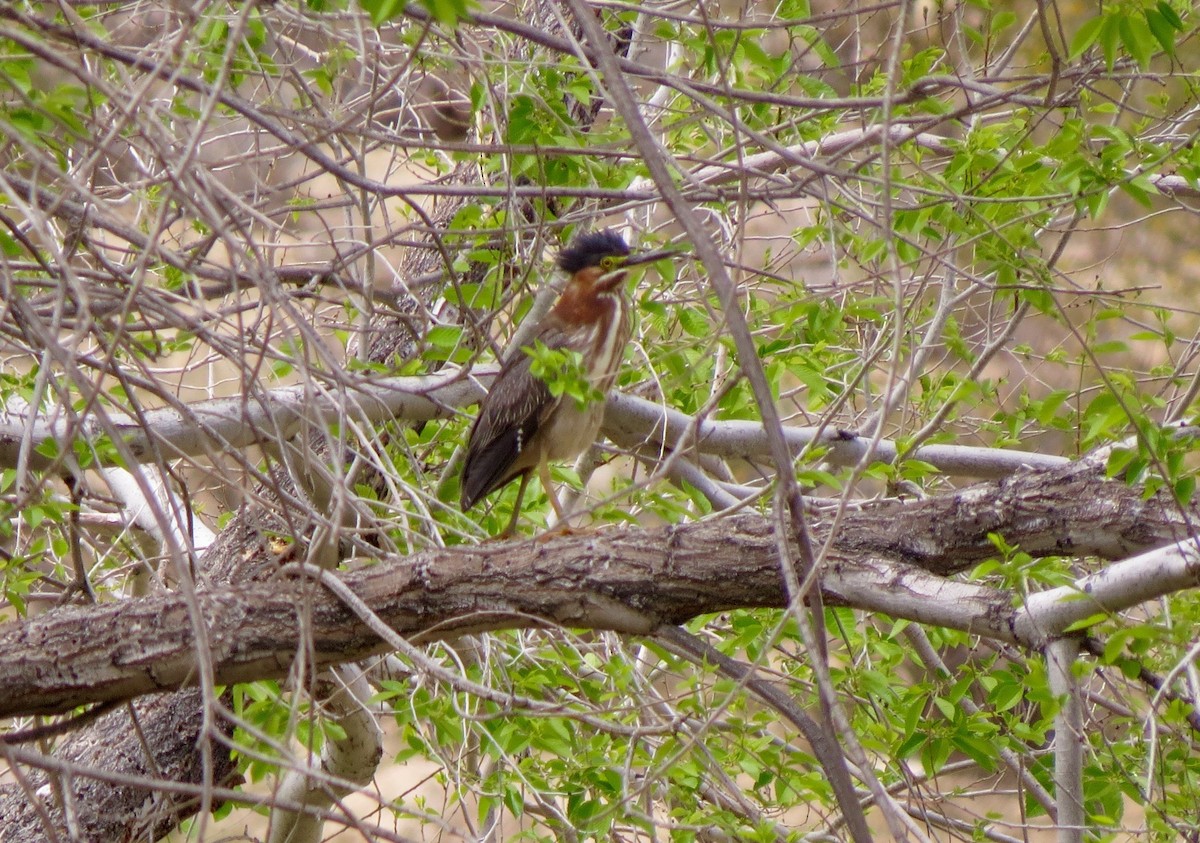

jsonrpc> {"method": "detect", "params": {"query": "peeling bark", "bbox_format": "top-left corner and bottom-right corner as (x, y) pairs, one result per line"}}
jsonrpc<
(0, 460), (1192, 721)
(0, 691), (238, 843)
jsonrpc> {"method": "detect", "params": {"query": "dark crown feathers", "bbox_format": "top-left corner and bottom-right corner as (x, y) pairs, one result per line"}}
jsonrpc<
(557, 229), (631, 273)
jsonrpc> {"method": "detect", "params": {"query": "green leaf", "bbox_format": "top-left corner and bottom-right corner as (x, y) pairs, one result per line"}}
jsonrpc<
(952, 733), (999, 772)
(1173, 474), (1195, 506)
(1098, 14), (1121, 70)
(1063, 612), (1109, 633)
(1156, 0), (1183, 29)
(524, 341), (606, 408)
(933, 696), (956, 720)
(989, 680), (1023, 713)
(1117, 14), (1154, 69)
(990, 11), (1017, 34)
(0, 229), (22, 258)
(426, 325), (462, 349)
(1145, 7), (1177, 55)
(677, 307), (709, 338)
(1069, 16), (1104, 60)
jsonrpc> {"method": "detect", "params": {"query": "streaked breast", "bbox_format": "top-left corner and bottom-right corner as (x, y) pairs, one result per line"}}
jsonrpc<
(586, 292), (631, 391)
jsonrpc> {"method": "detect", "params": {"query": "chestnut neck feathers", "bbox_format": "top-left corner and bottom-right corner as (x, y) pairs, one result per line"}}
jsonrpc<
(550, 230), (632, 327)
(552, 266), (626, 326)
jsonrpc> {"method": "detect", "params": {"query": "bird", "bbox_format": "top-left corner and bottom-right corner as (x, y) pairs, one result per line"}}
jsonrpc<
(460, 229), (671, 536)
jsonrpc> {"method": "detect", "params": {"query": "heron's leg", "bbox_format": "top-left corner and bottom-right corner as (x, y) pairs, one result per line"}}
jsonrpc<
(499, 472), (531, 539)
(539, 459), (567, 524)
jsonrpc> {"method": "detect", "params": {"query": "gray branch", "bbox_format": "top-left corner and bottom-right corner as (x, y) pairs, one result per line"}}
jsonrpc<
(0, 458), (1194, 720)
(1, 374), (1063, 484)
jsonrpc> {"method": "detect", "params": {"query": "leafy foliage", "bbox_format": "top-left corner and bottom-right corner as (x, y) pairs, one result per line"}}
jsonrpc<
(2, 0), (1200, 840)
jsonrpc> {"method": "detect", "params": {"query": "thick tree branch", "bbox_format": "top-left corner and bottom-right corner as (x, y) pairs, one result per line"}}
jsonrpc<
(0, 691), (239, 842)
(2, 459), (1196, 720)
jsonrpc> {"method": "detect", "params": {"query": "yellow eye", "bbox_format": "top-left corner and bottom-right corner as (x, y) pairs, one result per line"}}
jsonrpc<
(600, 256), (619, 271)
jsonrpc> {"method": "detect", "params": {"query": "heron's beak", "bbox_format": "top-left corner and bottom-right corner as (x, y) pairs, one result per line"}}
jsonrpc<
(624, 247), (683, 267)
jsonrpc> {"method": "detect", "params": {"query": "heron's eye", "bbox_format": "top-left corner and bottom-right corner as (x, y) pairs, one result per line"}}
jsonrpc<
(600, 256), (619, 271)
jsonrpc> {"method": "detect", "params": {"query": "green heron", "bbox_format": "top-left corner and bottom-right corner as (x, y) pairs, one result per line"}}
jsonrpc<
(460, 230), (670, 536)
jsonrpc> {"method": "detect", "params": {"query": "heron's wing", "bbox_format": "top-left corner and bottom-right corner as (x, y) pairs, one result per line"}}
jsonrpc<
(459, 325), (572, 510)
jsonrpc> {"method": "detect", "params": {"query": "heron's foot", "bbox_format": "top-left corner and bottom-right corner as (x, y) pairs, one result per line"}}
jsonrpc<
(535, 522), (599, 542)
